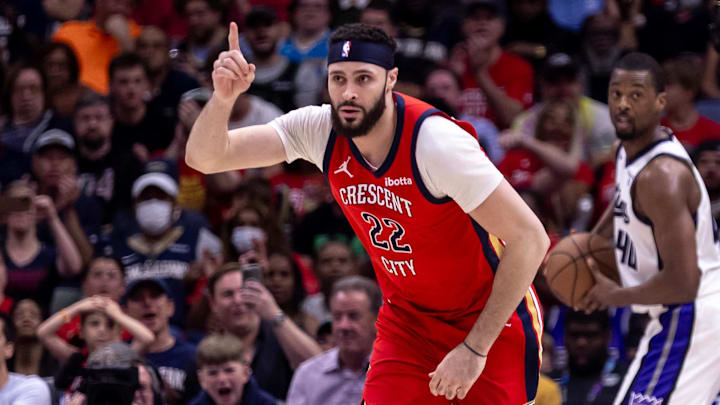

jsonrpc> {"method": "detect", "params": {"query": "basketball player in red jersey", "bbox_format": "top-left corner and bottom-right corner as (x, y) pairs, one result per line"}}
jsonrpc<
(186, 22), (549, 404)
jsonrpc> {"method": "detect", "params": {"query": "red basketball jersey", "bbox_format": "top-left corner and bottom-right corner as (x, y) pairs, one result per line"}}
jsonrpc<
(324, 93), (504, 318)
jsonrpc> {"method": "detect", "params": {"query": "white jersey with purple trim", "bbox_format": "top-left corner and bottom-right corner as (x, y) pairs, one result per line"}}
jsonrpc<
(611, 130), (720, 405)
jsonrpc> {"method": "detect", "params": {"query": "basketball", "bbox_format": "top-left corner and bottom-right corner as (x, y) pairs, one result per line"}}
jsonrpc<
(543, 232), (620, 307)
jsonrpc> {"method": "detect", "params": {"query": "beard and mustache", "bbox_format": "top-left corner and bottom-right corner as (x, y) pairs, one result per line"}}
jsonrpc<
(330, 83), (387, 139)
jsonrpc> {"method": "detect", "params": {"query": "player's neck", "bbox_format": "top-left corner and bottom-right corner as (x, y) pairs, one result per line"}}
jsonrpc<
(622, 125), (667, 161)
(350, 96), (397, 169)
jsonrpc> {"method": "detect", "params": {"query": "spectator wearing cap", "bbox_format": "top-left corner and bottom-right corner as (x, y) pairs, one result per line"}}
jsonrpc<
(110, 158), (221, 327)
(661, 57), (720, 152)
(31, 129), (101, 271)
(0, 313), (52, 405)
(136, 26), (200, 126)
(74, 91), (144, 225)
(186, 263), (321, 401)
(511, 53), (616, 168)
(0, 62), (73, 157)
(190, 334), (276, 405)
(125, 278), (196, 402)
(0, 180), (82, 315)
(244, 6), (323, 111)
(287, 276), (380, 405)
(694, 140), (720, 222)
(52, 0), (141, 94)
(578, 13), (632, 104)
(109, 53), (176, 157)
(449, 0), (534, 129)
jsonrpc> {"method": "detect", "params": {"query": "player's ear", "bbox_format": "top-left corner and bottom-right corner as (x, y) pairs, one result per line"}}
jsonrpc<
(655, 90), (667, 113)
(387, 67), (398, 92)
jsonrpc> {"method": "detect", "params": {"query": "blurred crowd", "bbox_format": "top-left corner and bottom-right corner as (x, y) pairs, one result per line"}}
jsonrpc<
(0, 0), (718, 404)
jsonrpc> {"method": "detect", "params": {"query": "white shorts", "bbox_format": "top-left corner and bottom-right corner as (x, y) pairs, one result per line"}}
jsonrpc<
(614, 294), (720, 405)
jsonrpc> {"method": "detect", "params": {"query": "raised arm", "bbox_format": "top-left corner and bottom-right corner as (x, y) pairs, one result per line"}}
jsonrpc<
(102, 298), (155, 353)
(185, 22), (287, 174)
(37, 298), (105, 363)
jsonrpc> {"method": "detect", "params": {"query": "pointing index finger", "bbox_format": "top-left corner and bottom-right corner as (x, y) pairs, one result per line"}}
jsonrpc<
(228, 22), (240, 51)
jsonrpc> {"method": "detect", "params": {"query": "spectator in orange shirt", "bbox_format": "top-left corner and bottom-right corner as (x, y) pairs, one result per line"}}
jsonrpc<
(52, 0), (142, 94)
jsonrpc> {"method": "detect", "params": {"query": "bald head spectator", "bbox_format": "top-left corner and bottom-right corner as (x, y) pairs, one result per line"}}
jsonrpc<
(52, 0), (142, 94)
(287, 276), (381, 405)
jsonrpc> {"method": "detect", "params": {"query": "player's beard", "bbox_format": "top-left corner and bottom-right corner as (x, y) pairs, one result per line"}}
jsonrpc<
(331, 84), (387, 139)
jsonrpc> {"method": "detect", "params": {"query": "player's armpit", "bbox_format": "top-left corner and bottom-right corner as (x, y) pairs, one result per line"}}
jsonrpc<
(632, 157), (701, 303)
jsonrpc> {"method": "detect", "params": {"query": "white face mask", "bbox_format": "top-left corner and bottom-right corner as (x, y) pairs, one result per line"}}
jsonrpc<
(136, 199), (173, 236)
(231, 226), (266, 254)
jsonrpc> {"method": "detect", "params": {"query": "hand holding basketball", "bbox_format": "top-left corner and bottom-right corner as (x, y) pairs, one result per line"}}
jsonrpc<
(212, 22), (256, 104)
(577, 258), (622, 313)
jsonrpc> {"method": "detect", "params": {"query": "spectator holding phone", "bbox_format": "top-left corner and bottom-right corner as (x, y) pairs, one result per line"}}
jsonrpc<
(185, 263), (321, 401)
(0, 180), (82, 314)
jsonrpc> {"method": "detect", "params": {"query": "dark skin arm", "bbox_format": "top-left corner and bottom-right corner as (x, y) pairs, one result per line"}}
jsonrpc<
(580, 156), (701, 311)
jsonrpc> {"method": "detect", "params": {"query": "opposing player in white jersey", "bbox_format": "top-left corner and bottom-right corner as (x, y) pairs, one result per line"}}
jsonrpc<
(580, 52), (720, 405)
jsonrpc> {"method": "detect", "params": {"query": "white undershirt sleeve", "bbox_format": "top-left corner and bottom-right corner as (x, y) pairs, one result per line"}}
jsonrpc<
(268, 104), (333, 171)
(416, 115), (503, 213)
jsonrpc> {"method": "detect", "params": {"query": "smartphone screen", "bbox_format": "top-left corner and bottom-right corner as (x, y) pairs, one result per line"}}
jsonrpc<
(241, 263), (263, 283)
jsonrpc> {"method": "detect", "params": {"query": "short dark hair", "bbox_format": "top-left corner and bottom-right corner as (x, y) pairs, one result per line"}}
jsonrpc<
(109, 53), (149, 82)
(330, 275), (383, 314)
(564, 309), (610, 331)
(0, 312), (17, 343)
(329, 23), (396, 53)
(612, 52), (665, 93)
(693, 139), (720, 163)
(74, 90), (111, 115)
(41, 42), (80, 84)
(663, 56), (701, 95)
(207, 262), (244, 297)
